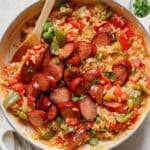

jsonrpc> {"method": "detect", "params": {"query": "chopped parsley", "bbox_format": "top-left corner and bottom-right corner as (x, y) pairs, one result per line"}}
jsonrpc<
(133, 0), (150, 18)
(96, 52), (102, 61)
(66, 64), (72, 70)
(27, 67), (33, 73)
(104, 71), (118, 81)
(131, 68), (137, 75)
(91, 79), (100, 85)
(71, 94), (86, 102)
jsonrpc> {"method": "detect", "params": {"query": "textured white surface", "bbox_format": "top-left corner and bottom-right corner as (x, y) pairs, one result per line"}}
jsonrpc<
(0, 0), (150, 150)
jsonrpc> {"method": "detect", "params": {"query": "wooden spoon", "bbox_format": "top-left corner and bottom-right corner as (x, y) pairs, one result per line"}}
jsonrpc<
(11, 0), (55, 62)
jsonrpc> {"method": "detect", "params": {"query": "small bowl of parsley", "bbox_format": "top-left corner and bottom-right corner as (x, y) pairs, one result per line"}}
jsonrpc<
(130, 0), (150, 18)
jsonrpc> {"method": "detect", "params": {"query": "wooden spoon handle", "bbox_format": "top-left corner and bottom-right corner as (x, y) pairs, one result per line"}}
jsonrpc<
(32, 0), (55, 41)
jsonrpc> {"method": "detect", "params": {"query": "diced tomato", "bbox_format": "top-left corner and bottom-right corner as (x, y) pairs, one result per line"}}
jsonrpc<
(78, 21), (86, 32)
(67, 18), (79, 29)
(110, 15), (126, 28)
(130, 109), (139, 124)
(131, 59), (144, 68)
(146, 76), (150, 88)
(12, 83), (24, 94)
(17, 99), (23, 107)
(130, 72), (141, 84)
(66, 55), (80, 66)
(28, 110), (46, 127)
(27, 96), (35, 107)
(101, 75), (111, 85)
(66, 32), (77, 42)
(119, 33), (130, 50)
(126, 26), (135, 38)
(56, 136), (65, 144)
(114, 85), (128, 102)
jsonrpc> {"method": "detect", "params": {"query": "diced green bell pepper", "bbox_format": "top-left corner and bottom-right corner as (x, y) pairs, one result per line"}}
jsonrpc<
(56, 8), (72, 19)
(116, 112), (133, 123)
(16, 111), (27, 120)
(43, 21), (53, 32)
(41, 131), (56, 140)
(63, 126), (76, 135)
(89, 138), (99, 146)
(50, 37), (60, 55)
(54, 29), (66, 48)
(3, 90), (20, 109)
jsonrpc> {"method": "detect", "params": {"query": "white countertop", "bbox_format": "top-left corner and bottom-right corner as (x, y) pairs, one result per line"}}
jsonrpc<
(0, 0), (150, 150)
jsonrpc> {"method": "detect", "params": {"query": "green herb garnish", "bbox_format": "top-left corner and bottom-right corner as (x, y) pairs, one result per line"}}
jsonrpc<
(91, 79), (100, 85)
(71, 94), (86, 102)
(66, 64), (72, 70)
(133, 0), (150, 17)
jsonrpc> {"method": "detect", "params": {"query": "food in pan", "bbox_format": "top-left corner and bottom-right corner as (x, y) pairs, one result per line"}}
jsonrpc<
(2, 1), (150, 149)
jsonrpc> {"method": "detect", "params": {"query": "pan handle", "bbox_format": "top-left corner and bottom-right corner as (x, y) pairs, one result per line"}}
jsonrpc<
(0, 117), (15, 150)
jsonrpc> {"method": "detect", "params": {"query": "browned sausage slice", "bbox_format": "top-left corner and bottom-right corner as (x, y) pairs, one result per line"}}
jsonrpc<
(76, 41), (92, 59)
(28, 110), (46, 127)
(90, 84), (104, 104)
(50, 87), (71, 104)
(61, 107), (80, 125)
(42, 49), (51, 68)
(20, 61), (36, 83)
(47, 104), (58, 121)
(59, 43), (74, 60)
(83, 69), (101, 81)
(92, 32), (113, 47)
(64, 67), (81, 86)
(33, 73), (50, 91)
(25, 81), (41, 98)
(43, 57), (64, 81)
(112, 60), (131, 86)
(70, 77), (91, 96)
(79, 96), (97, 121)
(68, 126), (89, 150)
(36, 95), (51, 111)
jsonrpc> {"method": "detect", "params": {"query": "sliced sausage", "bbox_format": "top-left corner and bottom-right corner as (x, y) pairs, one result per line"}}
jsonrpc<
(25, 81), (41, 98)
(47, 104), (58, 121)
(33, 73), (50, 91)
(70, 77), (90, 96)
(28, 110), (46, 127)
(50, 87), (71, 104)
(90, 84), (104, 104)
(76, 41), (92, 59)
(42, 49), (51, 67)
(35, 49), (46, 70)
(59, 43), (74, 60)
(65, 55), (81, 66)
(103, 101), (127, 113)
(43, 57), (64, 81)
(64, 67), (81, 86)
(61, 107), (80, 126)
(112, 60), (131, 86)
(20, 61), (36, 83)
(83, 69), (101, 81)
(36, 95), (51, 111)
(92, 32), (113, 47)
(68, 126), (89, 150)
(79, 96), (97, 121)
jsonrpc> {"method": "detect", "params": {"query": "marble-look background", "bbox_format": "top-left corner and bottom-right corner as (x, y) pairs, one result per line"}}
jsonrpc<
(0, 0), (150, 150)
